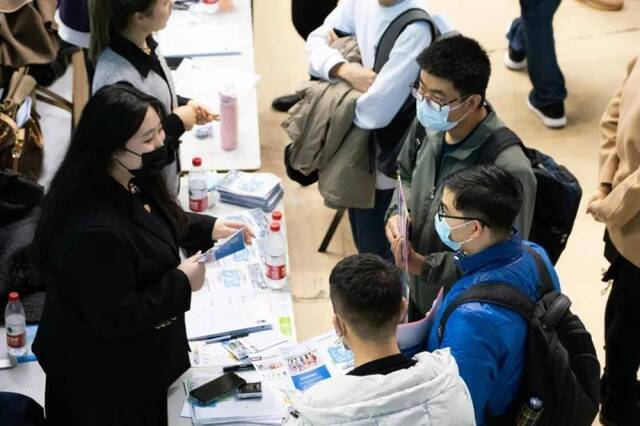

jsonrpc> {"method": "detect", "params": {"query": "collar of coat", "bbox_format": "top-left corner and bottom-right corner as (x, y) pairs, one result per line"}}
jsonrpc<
(453, 229), (523, 275)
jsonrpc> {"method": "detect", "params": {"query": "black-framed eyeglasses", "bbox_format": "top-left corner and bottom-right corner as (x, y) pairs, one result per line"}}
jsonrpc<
(410, 83), (468, 113)
(438, 202), (485, 225)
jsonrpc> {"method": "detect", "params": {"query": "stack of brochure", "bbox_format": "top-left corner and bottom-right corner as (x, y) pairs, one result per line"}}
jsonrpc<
(217, 171), (283, 212)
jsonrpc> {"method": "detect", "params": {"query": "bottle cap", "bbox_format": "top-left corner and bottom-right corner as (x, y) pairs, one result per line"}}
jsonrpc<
(192, 157), (202, 167)
(270, 222), (281, 232)
(8, 292), (19, 302)
(272, 211), (282, 221)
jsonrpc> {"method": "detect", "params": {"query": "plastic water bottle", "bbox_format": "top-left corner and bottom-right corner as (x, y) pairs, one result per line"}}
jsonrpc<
(5, 292), (27, 357)
(516, 397), (544, 426)
(220, 84), (238, 151)
(189, 157), (208, 212)
(265, 222), (287, 289)
(271, 210), (283, 231)
(206, 171), (219, 209)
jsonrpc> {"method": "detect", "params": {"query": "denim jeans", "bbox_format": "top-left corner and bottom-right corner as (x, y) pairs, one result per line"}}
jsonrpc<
(507, 0), (567, 107)
(348, 188), (394, 261)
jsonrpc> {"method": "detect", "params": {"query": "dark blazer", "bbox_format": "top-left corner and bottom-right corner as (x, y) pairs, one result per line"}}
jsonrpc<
(32, 178), (215, 404)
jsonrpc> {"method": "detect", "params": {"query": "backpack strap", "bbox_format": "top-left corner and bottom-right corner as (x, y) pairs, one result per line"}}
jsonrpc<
(437, 282), (535, 344)
(523, 245), (555, 295)
(475, 127), (523, 165)
(373, 9), (440, 73)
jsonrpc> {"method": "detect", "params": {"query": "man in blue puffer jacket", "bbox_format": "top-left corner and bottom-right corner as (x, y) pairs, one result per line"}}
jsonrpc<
(419, 165), (561, 425)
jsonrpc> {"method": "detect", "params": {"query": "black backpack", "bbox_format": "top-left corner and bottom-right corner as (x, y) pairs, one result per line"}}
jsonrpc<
(476, 127), (582, 264)
(437, 245), (600, 426)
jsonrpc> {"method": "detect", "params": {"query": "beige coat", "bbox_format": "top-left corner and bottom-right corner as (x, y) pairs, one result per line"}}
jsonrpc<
(599, 55), (640, 268)
(282, 37), (375, 209)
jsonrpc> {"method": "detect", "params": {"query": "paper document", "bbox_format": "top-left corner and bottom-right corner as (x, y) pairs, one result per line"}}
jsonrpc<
(189, 340), (248, 368)
(186, 245), (274, 341)
(222, 329), (289, 360)
(251, 330), (354, 393)
(397, 287), (444, 356)
(158, 16), (241, 58)
(198, 228), (247, 264)
(397, 176), (410, 273)
(173, 59), (261, 110)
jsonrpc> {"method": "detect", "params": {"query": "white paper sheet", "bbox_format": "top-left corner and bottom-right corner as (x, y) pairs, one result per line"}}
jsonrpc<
(172, 59), (261, 112)
(157, 19), (242, 58)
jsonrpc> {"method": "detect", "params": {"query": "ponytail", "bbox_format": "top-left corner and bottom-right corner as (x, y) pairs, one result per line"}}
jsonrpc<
(88, 0), (157, 64)
(89, 0), (112, 63)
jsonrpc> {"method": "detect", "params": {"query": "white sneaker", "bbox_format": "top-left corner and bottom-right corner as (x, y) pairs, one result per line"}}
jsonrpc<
(526, 97), (567, 129)
(504, 50), (527, 71)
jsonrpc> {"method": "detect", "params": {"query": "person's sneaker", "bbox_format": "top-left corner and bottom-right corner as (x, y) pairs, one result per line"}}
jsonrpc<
(503, 47), (527, 71)
(526, 96), (567, 129)
(575, 0), (623, 11)
(272, 93), (302, 113)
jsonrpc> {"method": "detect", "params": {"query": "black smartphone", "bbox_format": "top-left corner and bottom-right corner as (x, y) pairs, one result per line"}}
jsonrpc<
(190, 373), (246, 404)
(333, 28), (351, 38)
(237, 382), (262, 399)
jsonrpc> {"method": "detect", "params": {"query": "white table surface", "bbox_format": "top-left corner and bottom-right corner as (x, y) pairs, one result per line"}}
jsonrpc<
(161, 0), (261, 172)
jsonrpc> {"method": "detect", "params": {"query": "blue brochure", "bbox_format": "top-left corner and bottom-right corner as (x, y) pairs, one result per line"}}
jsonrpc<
(199, 228), (246, 264)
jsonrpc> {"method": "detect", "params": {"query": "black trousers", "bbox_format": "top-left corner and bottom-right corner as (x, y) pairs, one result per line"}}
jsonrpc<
(291, 0), (338, 41)
(603, 233), (640, 407)
(347, 189), (394, 262)
(44, 375), (168, 426)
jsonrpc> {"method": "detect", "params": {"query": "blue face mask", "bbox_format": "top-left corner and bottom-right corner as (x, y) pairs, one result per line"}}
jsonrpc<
(416, 98), (470, 132)
(434, 214), (475, 251)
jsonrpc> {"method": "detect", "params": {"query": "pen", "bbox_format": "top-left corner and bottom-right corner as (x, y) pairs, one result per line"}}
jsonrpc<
(204, 333), (249, 345)
(223, 364), (255, 373)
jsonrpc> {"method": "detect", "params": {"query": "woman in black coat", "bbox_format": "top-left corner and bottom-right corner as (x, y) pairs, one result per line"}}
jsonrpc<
(30, 84), (251, 425)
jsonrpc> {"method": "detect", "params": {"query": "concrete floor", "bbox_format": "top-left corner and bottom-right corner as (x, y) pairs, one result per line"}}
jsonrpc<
(252, 0), (640, 392)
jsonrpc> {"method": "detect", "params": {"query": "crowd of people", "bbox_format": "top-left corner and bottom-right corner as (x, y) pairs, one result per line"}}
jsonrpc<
(1, 0), (638, 425)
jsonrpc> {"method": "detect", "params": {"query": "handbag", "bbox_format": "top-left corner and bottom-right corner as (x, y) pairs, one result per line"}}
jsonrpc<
(0, 0), (58, 68)
(0, 67), (43, 181)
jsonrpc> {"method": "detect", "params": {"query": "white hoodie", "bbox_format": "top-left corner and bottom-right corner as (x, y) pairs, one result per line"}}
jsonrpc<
(282, 349), (475, 425)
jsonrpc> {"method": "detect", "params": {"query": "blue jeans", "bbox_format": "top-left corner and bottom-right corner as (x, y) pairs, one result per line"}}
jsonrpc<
(507, 0), (567, 107)
(348, 189), (394, 261)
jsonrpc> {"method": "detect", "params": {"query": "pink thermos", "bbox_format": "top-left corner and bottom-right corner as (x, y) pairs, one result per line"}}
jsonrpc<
(220, 85), (238, 151)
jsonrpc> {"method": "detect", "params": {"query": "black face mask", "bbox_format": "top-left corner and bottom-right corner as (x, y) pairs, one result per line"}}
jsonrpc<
(115, 144), (174, 179)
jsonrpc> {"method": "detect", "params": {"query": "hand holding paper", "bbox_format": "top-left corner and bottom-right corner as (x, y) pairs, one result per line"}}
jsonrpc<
(213, 219), (255, 244)
(199, 228), (247, 264)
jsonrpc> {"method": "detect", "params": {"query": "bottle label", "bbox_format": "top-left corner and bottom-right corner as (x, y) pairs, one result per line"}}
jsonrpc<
(266, 263), (286, 280)
(189, 197), (208, 212)
(7, 332), (26, 349)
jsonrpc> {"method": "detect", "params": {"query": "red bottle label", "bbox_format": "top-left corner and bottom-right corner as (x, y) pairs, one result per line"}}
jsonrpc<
(7, 332), (25, 349)
(189, 197), (207, 212)
(266, 264), (286, 280)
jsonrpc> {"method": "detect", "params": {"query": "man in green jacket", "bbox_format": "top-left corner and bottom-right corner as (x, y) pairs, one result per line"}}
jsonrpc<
(385, 35), (536, 319)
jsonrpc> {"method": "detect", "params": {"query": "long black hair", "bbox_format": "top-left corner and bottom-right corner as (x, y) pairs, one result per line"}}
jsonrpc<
(89, 0), (157, 63)
(30, 83), (186, 274)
